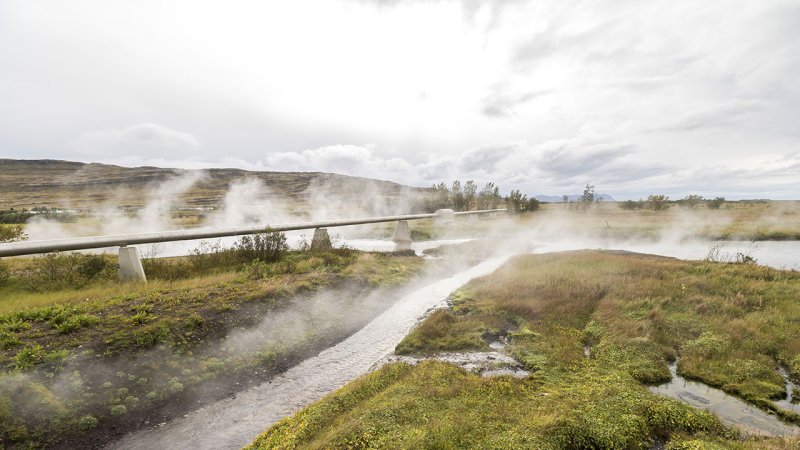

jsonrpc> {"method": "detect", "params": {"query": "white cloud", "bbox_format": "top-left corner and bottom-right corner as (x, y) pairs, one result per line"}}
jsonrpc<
(0, 0), (798, 199)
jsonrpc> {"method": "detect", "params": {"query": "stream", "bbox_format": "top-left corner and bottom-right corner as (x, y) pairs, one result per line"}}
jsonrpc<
(650, 362), (800, 436)
(108, 254), (513, 449)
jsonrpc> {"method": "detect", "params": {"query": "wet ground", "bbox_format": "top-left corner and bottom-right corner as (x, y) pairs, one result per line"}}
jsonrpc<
(378, 339), (530, 379)
(649, 362), (800, 436)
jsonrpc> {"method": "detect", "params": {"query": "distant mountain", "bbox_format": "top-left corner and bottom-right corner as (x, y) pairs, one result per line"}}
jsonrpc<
(0, 159), (426, 210)
(535, 193), (615, 203)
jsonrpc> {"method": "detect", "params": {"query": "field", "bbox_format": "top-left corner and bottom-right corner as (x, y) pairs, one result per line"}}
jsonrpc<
(250, 251), (800, 449)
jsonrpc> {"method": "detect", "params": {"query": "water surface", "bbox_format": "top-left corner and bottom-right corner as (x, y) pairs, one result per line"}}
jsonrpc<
(650, 363), (800, 436)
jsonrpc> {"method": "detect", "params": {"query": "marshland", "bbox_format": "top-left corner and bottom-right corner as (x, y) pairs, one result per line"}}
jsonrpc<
(1, 179), (800, 449)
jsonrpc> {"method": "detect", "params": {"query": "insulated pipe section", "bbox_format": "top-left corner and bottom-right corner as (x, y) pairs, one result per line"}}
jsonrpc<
(0, 209), (505, 257)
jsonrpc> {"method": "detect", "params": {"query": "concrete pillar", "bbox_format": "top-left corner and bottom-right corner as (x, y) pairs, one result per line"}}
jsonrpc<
(392, 220), (412, 251)
(310, 228), (332, 252)
(468, 213), (479, 224)
(118, 246), (147, 282)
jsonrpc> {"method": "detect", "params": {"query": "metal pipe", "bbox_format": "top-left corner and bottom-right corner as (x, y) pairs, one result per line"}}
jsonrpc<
(0, 209), (504, 257)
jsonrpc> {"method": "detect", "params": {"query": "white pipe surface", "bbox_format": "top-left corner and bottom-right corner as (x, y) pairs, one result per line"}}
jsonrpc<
(0, 209), (504, 257)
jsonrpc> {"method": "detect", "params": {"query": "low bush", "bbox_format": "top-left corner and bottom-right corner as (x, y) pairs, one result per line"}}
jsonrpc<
(17, 253), (115, 292)
(233, 231), (288, 263)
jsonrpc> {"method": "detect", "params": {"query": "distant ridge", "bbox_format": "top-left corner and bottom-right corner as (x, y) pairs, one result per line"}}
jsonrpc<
(0, 159), (425, 210)
(535, 193), (615, 202)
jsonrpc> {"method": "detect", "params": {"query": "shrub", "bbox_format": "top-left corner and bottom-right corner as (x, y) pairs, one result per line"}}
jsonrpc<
(21, 253), (115, 291)
(123, 395), (139, 407)
(167, 378), (184, 395)
(76, 254), (113, 279)
(707, 197), (725, 209)
(77, 415), (98, 432)
(187, 240), (237, 272)
(244, 260), (270, 280)
(678, 195), (704, 208)
(618, 200), (640, 210)
(109, 404), (127, 416)
(0, 331), (21, 350)
(233, 231), (288, 263)
(646, 194), (670, 211)
(14, 344), (44, 370)
(0, 224), (27, 243)
(141, 257), (193, 281)
(55, 314), (99, 334)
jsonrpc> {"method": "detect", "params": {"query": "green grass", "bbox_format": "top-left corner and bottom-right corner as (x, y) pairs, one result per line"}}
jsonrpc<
(249, 251), (800, 449)
(0, 247), (425, 448)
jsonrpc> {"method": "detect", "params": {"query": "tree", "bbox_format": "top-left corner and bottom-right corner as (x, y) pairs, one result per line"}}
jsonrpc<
(506, 190), (525, 214)
(434, 182), (450, 209)
(580, 184), (595, 210)
(505, 190), (540, 214)
(451, 180), (466, 211)
(478, 182), (499, 210)
(463, 180), (477, 211)
(490, 184), (501, 208)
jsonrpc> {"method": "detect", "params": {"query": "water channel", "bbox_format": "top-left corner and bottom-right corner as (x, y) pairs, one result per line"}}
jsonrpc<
(109, 255), (513, 449)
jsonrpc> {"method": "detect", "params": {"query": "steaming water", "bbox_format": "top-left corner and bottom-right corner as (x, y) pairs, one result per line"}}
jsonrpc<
(109, 255), (512, 450)
(650, 363), (800, 436)
(775, 367), (800, 415)
(137, 234), (473, 258)
(141, 235), (799, 269)
(534, 239), (800, 270)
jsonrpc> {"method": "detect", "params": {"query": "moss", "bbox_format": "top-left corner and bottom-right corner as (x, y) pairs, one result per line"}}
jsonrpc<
(395, 310), (488, 355)
(248, 251), (800, 449)
(248, 361), (731, 450)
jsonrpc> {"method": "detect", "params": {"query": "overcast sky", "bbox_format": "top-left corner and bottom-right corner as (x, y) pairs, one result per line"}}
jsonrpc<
(1, 0), (798, 199)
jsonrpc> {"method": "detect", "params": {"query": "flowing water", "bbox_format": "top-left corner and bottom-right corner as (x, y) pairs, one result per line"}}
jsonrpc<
(138, 234), (473, 258)
(650, 363), (800, 436)
(775, 367), (800, 415)
(534, 239), (800, 270)
(109, 255), (512, 450)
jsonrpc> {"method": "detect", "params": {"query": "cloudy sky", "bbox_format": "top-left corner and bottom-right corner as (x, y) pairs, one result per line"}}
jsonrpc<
(1, 0), (798, 199)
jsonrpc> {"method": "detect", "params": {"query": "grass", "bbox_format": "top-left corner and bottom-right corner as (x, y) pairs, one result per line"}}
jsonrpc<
(250, 251), (800, 449)
(0, 245), (425, 448)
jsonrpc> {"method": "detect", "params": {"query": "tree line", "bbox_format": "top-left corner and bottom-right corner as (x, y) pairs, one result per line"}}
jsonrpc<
(422, 181), (539, 214)
(619, 195), (726, 211)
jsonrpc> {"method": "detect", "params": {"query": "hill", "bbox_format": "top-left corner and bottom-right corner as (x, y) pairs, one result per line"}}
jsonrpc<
(0, 159), (425, 210)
